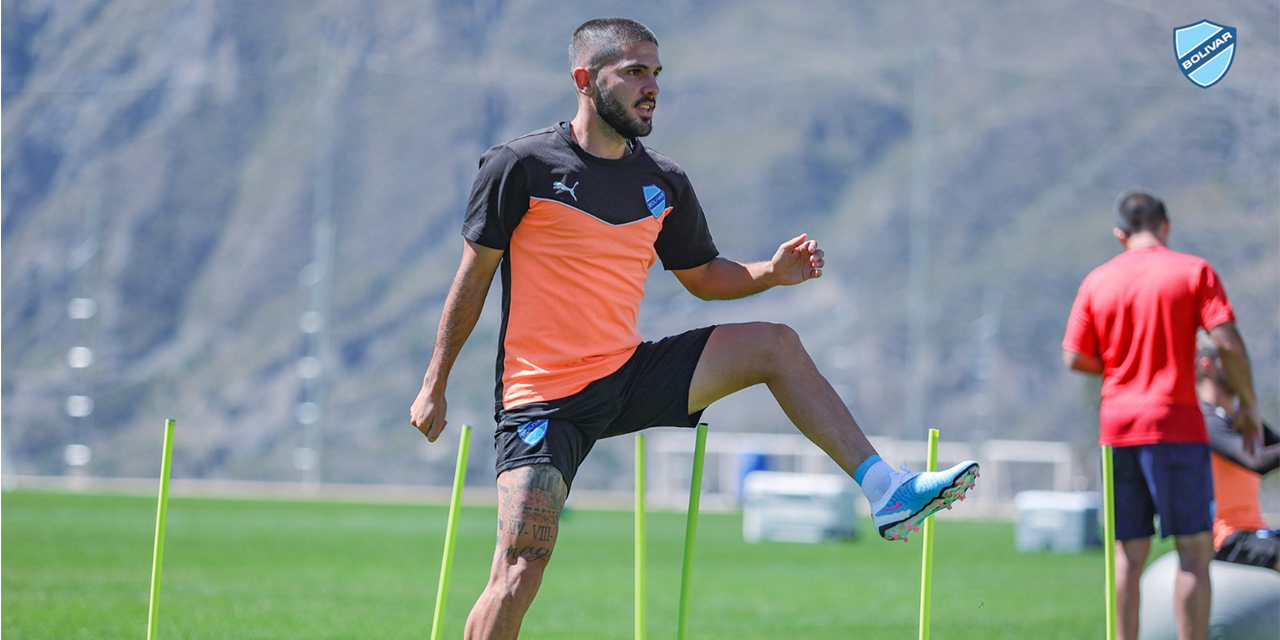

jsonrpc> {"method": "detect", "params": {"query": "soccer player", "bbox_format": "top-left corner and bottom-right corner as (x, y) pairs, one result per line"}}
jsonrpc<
(411, 18), (979, 639)
(1062, 189), (1261, 640)
(1195, 334), (1279, 571)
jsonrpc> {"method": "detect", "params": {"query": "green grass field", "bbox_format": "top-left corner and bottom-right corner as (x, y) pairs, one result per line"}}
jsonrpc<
(2, 490), (1169, 638)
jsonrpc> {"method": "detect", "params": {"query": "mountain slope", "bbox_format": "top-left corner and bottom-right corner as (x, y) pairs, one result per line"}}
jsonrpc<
(3, 0), (1277, 491)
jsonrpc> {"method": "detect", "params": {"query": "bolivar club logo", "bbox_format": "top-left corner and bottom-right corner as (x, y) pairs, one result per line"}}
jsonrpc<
(642, 184), (666, 219)
(1174, 20), (1236, 88)
(517, 419), (548, 446)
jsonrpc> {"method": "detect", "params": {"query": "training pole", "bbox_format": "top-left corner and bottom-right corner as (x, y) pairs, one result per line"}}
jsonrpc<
(676, 423), (709, 640)
(635, 433), (647, 640)
(1102, 444), (1117, 640)
(918, 428), (940, 640)
(431, 425), (472, 640)
(147, 418), (176, 640)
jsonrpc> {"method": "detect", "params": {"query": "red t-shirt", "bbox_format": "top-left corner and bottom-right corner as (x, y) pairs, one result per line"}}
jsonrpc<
(1063, 246), (1235, 446)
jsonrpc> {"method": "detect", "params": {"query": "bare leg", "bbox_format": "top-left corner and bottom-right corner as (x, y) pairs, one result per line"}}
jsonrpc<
(464, 464), (567, 640)
(1172, 532), (1212, 640)
(688, 322), (878, 476)
(1115, 537), (1150, 640)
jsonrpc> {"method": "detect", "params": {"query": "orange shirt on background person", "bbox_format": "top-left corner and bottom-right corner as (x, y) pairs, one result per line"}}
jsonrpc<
(1202, 401), (1280, 550)
(1210, 452), (1268, 550)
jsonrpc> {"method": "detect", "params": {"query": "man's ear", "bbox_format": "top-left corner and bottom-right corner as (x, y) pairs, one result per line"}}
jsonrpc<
(1113, 227), (1127, 246)
(572, 68), (592, 95)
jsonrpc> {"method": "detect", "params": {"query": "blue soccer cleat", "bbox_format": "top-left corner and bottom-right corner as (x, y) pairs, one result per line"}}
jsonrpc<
(871, 461), (980, 542)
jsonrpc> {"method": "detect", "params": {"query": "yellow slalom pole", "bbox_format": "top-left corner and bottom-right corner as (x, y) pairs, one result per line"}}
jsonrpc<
(676, 423), (709, 640)
(431, 425), (472, 640)
(635, 433), (647, 640)
(147, 419), (176, 640)
(918, 428), (940, 640)
(1102, 445), (1117, 640)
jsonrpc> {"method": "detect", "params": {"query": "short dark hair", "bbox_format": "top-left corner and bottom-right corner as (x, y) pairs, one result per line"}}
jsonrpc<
(569, 18), (658, 70)
(1115, 188), (1168, 234)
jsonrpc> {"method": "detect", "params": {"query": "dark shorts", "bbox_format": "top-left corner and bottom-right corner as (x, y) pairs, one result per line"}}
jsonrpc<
(1113, 443), (1214, 540)
(1215, 529), (1280, 570)
(493, 326), (716, 491)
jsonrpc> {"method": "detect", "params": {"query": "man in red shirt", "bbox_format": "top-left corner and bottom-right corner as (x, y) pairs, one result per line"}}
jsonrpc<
(1063, 189), (1260, 640)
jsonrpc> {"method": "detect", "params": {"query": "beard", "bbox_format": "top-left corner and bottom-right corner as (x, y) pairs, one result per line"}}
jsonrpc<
(594, 80), (652, 139)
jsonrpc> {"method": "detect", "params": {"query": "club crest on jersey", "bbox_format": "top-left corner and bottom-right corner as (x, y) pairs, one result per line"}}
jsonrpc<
(642, 185), (666, 219)
(517, 419), (548, 446)
(1174, 20), (1236, 88)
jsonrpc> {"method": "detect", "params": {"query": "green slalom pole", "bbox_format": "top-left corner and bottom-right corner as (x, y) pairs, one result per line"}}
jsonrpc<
(431, 425), (472, 640)
(1102, 445), (1117, 640)
(676, 423), (709, 640)
(918, 428), (940, 640)
(147, 418), (176, 640)
(635, 433), (647, 640)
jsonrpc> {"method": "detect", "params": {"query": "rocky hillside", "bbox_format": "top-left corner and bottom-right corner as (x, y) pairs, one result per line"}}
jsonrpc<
(4, 0), (1278, 491)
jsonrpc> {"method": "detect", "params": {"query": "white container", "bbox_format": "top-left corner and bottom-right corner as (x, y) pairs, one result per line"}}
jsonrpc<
(1014, 490), (1102, 553)
(742, 471), (858, 543)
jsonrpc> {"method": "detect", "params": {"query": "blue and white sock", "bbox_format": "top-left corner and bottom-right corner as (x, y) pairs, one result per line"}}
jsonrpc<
(853, 454), (893, 503)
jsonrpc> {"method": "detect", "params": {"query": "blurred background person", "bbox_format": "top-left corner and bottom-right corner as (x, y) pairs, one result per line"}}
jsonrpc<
(1062, 189), (1261, 640)
(1196, 332), (1280, 571)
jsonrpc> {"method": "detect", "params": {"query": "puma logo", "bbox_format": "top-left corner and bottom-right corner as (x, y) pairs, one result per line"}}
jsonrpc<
(553, 180), (579, 202)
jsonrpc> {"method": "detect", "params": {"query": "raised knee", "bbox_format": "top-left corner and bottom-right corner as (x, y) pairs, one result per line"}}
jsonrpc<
(730, 322), (805, 380)
(754, 322), (803, 356)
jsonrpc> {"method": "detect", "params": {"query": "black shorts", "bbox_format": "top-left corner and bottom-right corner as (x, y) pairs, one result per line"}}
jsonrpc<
(1215, 529), (1280, 570)
(1112, 443), (1214, 540)
(493, 326), (716, 491)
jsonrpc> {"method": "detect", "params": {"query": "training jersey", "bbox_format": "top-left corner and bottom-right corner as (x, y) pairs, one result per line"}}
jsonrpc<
(463, 123), (718, 410)
(1211, 454), (1266, 549)
(1063, 246), (1234, 446)
(1204, 403), (1278, 549)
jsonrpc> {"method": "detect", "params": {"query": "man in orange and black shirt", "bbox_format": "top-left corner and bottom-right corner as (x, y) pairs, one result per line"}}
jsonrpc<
(410, 18), (979, 639)
(1196, 334), (1279, 571)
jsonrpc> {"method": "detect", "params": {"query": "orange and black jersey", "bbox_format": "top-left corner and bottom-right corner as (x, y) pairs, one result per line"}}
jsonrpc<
(463, 123), (719, 410)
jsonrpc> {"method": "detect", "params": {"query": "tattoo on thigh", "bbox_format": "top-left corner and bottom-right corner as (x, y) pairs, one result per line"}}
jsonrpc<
(502, 545), (552, 563)
(494, 465), (566, 562)
(500, 518), (530, 537)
